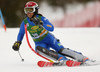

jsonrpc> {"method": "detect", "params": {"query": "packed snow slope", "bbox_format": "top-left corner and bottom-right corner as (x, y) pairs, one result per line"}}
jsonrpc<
(0, 28), (100, 72)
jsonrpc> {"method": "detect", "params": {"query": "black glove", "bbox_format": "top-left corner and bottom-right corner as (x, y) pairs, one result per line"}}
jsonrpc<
(12, 41), (21, 51)
(33, 17), (43, 26)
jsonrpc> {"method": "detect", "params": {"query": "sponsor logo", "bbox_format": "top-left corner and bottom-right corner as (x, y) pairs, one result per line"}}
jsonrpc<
(31, 26), (39, 30)
(26, 23), (29, 27)
(58, 43), (61, 46)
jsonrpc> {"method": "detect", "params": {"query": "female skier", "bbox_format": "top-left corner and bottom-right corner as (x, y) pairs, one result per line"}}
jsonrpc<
(12, 1), (90, 67)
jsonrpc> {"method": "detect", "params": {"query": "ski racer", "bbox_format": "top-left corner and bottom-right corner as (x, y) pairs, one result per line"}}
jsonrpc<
(12, 1), (90, 66)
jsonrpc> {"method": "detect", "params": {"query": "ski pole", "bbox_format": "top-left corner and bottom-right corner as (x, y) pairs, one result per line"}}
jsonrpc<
(18, 51), (24, 62)
(24, 24), (54, 62)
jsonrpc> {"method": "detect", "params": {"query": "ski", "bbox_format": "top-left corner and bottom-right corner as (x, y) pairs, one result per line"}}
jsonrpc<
(37, 60), (100, 67)
(37, 60), (81, 67)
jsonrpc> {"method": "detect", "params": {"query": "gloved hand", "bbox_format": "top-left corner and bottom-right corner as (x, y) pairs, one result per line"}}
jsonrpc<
(33, 17), (43, 26)
(12, 41), (21, 51)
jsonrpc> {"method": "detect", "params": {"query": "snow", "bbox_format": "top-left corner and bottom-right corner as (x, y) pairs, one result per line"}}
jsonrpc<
(0, 28), (100, 72)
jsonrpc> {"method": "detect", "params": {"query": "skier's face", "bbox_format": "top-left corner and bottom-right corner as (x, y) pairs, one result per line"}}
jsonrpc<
(27, 12), (34, 18)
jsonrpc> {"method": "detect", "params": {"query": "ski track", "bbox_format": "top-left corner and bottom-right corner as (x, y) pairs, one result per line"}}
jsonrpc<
(0, 28), (100, 72)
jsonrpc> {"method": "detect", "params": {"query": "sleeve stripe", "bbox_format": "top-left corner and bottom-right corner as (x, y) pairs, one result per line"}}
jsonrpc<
(47, 25), (52, 27)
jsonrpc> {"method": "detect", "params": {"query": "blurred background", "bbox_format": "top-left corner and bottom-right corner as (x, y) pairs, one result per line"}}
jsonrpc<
(0, 0), (100, 28)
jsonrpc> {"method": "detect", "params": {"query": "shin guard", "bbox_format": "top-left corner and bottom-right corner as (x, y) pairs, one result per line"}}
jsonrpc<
(58, 48), (86, 62)
(36, 46), (59, 61)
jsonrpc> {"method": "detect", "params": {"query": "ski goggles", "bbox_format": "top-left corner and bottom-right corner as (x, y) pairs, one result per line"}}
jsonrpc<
(24, 7), (35, 14)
